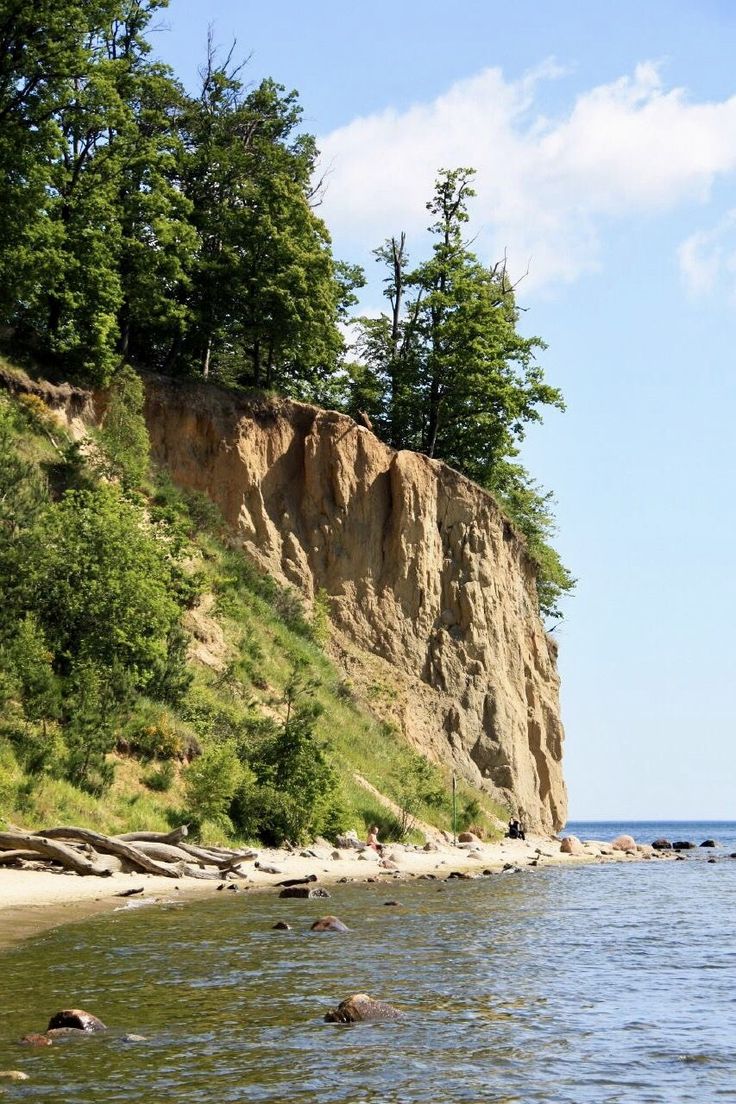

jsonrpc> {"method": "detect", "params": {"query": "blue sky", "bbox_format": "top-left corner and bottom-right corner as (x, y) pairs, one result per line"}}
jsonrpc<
(156, 1), (736, 820)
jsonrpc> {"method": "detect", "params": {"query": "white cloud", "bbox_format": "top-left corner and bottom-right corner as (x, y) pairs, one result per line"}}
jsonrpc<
(317, 63), (736, 292)
(678, 211), (736, 298)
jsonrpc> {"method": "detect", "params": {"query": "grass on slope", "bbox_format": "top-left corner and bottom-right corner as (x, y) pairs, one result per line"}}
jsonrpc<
(0, 371), (507, 844)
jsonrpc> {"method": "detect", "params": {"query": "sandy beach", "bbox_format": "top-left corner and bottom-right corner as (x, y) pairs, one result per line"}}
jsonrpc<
(0, 833), (662, 949)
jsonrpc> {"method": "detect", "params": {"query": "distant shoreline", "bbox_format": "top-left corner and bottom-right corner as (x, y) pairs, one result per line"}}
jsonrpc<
(0, 833), (671, 950)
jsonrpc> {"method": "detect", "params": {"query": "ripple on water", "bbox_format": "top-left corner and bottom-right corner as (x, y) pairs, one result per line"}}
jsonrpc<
(0, 858), (735, 1102)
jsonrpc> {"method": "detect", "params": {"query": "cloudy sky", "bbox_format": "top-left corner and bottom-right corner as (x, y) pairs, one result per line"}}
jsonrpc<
(158, 0), (736, 821)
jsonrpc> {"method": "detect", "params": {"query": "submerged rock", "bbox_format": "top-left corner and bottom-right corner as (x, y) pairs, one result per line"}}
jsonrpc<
(324, 993), (403, 1023)
(310, 915), (349, 932)
(19, 1034), (52, 1047)
(20, 1009), (107, 1047)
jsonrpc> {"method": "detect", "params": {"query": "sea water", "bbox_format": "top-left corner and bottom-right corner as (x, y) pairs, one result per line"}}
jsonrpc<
(0, 821), (734, 1103)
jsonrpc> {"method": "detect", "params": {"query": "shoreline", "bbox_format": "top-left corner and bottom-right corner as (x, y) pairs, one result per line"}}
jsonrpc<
(0, 834), (669, 950)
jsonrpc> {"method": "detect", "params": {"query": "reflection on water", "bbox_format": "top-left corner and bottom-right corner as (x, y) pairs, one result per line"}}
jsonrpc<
(1, 854), (735, 1102)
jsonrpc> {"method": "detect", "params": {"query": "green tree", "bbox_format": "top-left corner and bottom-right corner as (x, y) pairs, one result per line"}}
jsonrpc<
(99, 363), (150, 488)
(179, 46), (353, 393)
(0, 1), (185, 384)
(3, 614), (60, 727)
(62, 659), (121, 794)
(13, 484), (185, 686)
(232, 665), (339, 844)
(184, 738), (246, 832)
(395, 750), (446, 839)
(350, 168), (574, 619)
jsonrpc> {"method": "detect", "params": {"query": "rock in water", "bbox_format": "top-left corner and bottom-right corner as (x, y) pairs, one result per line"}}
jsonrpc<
(324, 994), (403, 1023)
(46, 1010), (107, 1033)
(651, 838), (672, 850)
(279, 886), (330, 899)
(19, 1034), (52, 1047)
(310, 915), (350, 932)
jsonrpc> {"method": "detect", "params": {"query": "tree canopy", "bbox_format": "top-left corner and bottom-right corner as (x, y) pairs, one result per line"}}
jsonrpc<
(0, 5), (572, 618)
(348, 169), (574, 618)
(0, 1), (355, 391)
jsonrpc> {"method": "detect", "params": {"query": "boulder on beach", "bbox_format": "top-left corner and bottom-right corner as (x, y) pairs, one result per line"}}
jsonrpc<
(672, 841), (696, 851)
(324, 993), (403, 1023)
(611, 834), (637, 852)
(560, 836), (584, 855)
(335, 832), (362, 850)
(458, 831), (480, 843)
(651, 838), (672, 850)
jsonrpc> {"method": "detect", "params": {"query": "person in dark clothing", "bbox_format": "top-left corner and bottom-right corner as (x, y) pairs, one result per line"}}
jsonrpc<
(507, 818), (526, 840)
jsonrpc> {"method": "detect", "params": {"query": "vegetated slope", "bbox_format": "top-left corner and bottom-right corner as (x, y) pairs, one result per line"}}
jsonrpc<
(0, 362), (503, 844)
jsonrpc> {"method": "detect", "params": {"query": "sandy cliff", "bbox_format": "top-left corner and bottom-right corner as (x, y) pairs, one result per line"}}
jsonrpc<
(142, 376), (567, 832)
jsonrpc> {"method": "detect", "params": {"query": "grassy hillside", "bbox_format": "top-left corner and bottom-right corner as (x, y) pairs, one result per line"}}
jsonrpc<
(0, 362), (506, 845)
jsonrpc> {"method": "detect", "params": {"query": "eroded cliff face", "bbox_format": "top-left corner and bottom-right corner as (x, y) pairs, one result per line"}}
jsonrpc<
(143, 375), (567, 832)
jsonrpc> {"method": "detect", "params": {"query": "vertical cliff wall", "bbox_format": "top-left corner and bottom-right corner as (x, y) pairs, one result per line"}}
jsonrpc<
(143, 375), (567, 832)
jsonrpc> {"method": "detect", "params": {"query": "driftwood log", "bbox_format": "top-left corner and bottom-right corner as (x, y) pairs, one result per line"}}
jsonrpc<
(116, 826), (189, 845)
(0, 832), (113, 876)
(36, 827), (183, 878)
(0, 825), (257, 880)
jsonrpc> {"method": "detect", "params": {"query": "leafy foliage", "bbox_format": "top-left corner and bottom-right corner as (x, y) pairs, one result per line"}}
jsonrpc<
(349, 169), (574, 619)
(98, 363), (150, 488)
(0, 4), (358, 389)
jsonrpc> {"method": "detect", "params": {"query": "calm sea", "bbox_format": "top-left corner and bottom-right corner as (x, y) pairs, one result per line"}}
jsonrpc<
(0, 820), (734, 1103)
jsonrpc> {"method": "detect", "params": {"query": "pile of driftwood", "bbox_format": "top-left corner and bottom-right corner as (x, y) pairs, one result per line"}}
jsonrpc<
(0, 825), (257, 880)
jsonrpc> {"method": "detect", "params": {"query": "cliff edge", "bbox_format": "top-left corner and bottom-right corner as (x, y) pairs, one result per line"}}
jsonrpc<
(143, 375), (567, 832)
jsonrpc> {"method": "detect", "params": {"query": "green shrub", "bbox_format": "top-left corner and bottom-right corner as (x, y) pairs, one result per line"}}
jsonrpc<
(184, 739), (248, 832)
(13, 484), (185, 688)
(119, 701), (189, 761)
(142, 761), (175, 792)
(395, 750), (447, 839)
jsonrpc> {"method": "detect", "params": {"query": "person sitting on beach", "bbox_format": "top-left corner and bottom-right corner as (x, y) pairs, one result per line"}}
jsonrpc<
(507, 819), (519, 839)
(366, 825), (380, 851)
